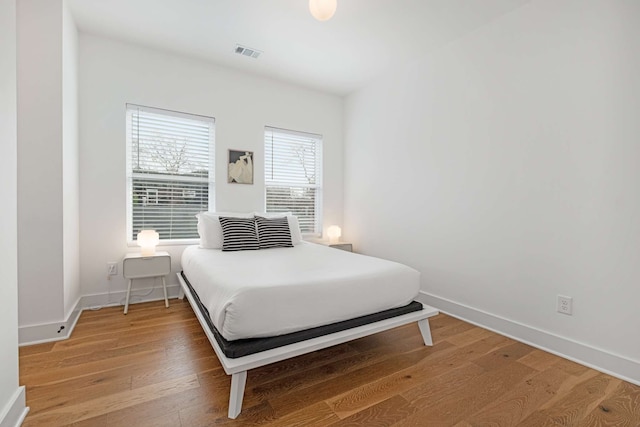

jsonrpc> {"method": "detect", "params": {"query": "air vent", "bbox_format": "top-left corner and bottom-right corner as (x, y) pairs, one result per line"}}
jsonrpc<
(234, 44), (262, 59)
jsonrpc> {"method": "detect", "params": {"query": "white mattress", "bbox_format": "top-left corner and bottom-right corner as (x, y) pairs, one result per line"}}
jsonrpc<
(181, 242), (420, 341)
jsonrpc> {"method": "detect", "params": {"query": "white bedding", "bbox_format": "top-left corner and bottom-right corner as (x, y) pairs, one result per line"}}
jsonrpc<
(181, 242), (420, 341)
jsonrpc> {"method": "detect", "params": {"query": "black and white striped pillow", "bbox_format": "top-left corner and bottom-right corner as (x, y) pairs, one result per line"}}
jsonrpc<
(219, 217), (259, 252)
(255, 216), (293, 249)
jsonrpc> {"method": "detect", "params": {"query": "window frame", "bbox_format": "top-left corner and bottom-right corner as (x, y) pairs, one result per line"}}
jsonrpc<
(125, 104), (215, 245)
(264, 126), (323, 236)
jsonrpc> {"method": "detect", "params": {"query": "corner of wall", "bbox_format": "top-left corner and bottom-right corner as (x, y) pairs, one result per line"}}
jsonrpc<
(0, 387), (28, 427)
(62, 0), (81, 318)
(18, 297), (82, 346)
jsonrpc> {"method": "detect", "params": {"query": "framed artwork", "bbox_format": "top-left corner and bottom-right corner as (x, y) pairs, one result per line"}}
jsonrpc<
(228, 150), (254, 184)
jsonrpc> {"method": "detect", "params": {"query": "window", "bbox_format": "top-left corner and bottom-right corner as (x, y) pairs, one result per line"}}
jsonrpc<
(126, 104), (214, 242)
(264, 126), (322, 234)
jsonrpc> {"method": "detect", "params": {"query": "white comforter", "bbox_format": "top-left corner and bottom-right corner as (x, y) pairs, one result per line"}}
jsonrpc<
(181, 242), (420, 341)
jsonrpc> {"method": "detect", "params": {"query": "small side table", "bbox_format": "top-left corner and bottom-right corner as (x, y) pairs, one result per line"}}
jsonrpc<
(122, 251), (171, 314)
(329, 243), (353, 252)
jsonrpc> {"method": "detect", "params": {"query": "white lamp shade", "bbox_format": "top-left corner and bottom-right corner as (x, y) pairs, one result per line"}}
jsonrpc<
(137, 230), (159, 256)
(309, 0), (337, 21)
(327, 225), (342, 244)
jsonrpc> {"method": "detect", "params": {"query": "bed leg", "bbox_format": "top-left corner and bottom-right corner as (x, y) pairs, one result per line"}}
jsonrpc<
(228, 371), (247, 419)
(178, 288), (185, 300)
(418, 318), (433, 346)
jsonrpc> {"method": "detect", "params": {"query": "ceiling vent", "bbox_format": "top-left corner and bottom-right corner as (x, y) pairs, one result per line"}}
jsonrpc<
(234, 44), (262, 59)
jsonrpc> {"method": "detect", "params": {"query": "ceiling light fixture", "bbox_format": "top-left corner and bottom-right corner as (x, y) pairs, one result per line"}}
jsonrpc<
(309, 0), (337, 21)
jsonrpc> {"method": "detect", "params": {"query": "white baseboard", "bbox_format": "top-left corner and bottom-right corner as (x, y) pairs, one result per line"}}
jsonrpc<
(418, 291), (640, 386)
(0, 386), (28, 427)
(18, 297), (83, 346)
(81, 284), (181, 310)
(18, 284), (181, 346)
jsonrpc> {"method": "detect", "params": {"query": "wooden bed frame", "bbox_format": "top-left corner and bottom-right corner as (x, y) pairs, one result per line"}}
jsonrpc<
(177, 272), (439, 419)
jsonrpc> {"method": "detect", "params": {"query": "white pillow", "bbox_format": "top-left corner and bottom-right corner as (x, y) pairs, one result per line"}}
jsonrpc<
(197, 212), (254, 249)
(253, 212), (302, 245)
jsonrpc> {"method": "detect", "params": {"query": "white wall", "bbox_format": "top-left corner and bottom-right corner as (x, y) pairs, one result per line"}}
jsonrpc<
(17, 0), (65, 326)
(62, 1), (80, 319)
(79, 34), (343, 299)
(0, 0), (27, 424)
(17, 0), (80, 330)
(344, 0), (640, 381)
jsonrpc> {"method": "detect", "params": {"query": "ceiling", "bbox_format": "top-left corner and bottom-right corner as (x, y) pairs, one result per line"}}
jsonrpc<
(67, 0), (531, 96)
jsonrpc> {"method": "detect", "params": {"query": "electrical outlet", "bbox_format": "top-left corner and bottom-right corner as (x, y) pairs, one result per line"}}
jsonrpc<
(557, 295), (573, 315)
(107, 262), (118, 276)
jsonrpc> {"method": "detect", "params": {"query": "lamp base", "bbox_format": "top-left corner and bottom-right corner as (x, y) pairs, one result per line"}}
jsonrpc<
(140, 247), (157, 257)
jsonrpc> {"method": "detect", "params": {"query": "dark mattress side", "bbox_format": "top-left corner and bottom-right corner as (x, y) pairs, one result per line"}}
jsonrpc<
(181, 271), (423, 359)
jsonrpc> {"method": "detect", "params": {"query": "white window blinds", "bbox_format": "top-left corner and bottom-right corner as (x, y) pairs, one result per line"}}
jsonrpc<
(126, 104), (214, 242)
(264, 126), (322, 234)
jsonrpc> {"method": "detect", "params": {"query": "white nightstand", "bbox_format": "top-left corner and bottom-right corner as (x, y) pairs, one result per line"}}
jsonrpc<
(329, 243), (353, 252)
(122, 251), (171, 314)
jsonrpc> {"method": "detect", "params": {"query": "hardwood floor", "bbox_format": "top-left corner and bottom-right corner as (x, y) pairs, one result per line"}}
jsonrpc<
(19, 300), (640, 426)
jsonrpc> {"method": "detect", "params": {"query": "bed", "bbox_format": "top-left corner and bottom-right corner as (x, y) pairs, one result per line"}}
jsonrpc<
(178, 241), (438, 419)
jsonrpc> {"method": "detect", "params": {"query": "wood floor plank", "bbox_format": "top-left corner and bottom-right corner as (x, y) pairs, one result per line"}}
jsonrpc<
(397, 333), (512, 406)
(522, 373), (618, 426)
(397, 362), (535, 425)
(67, 413), (110, 427)
(26, 361), (136, 401)
(18, 342), (56, 357)
(130, 355), (221, 389)
(249, 343), (359, 386)
(444, 324), (493, 347)
(267, 346), (441, 417)
(175, 399), (234, 426)
(267, 402), (340, 427)
(71, 410), (182, 427)
(27, 373), (132, 414)
(472, 341), (536, 371)
(400, 362), (486, 410)
(537, 368), (600, 410)
(51, 338), (120, 356)
(21, 347), (167, 386)
(516, 410), (559, 427)
(18, 338), (120, 374)
(62, 321), (198, 348)
(246, 351), (387, 405)
(246, 336), (452, 409)
(69, 310), (196, 340)
(578, 381), (640, 427)
(181, 400), (276, 426)
(325, 346), (461, 418)
(105, 386), (212, 426)
(428, 313), (463, 330)
(18, 300), (640, 426)
(114, 324), (202, 349)
(327, 335), (510, 419)
(23, 375), (199, 427)
(553, 356), (592, 377)
(57, 340), (168, 368)
(247, 346), (438, 412)
(329, 395), (417, 426)
(518, 348), (562, 372)
(431, 320), (477, 342)
(461, 367), (572, 425)
(124, 411), (183, 427)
